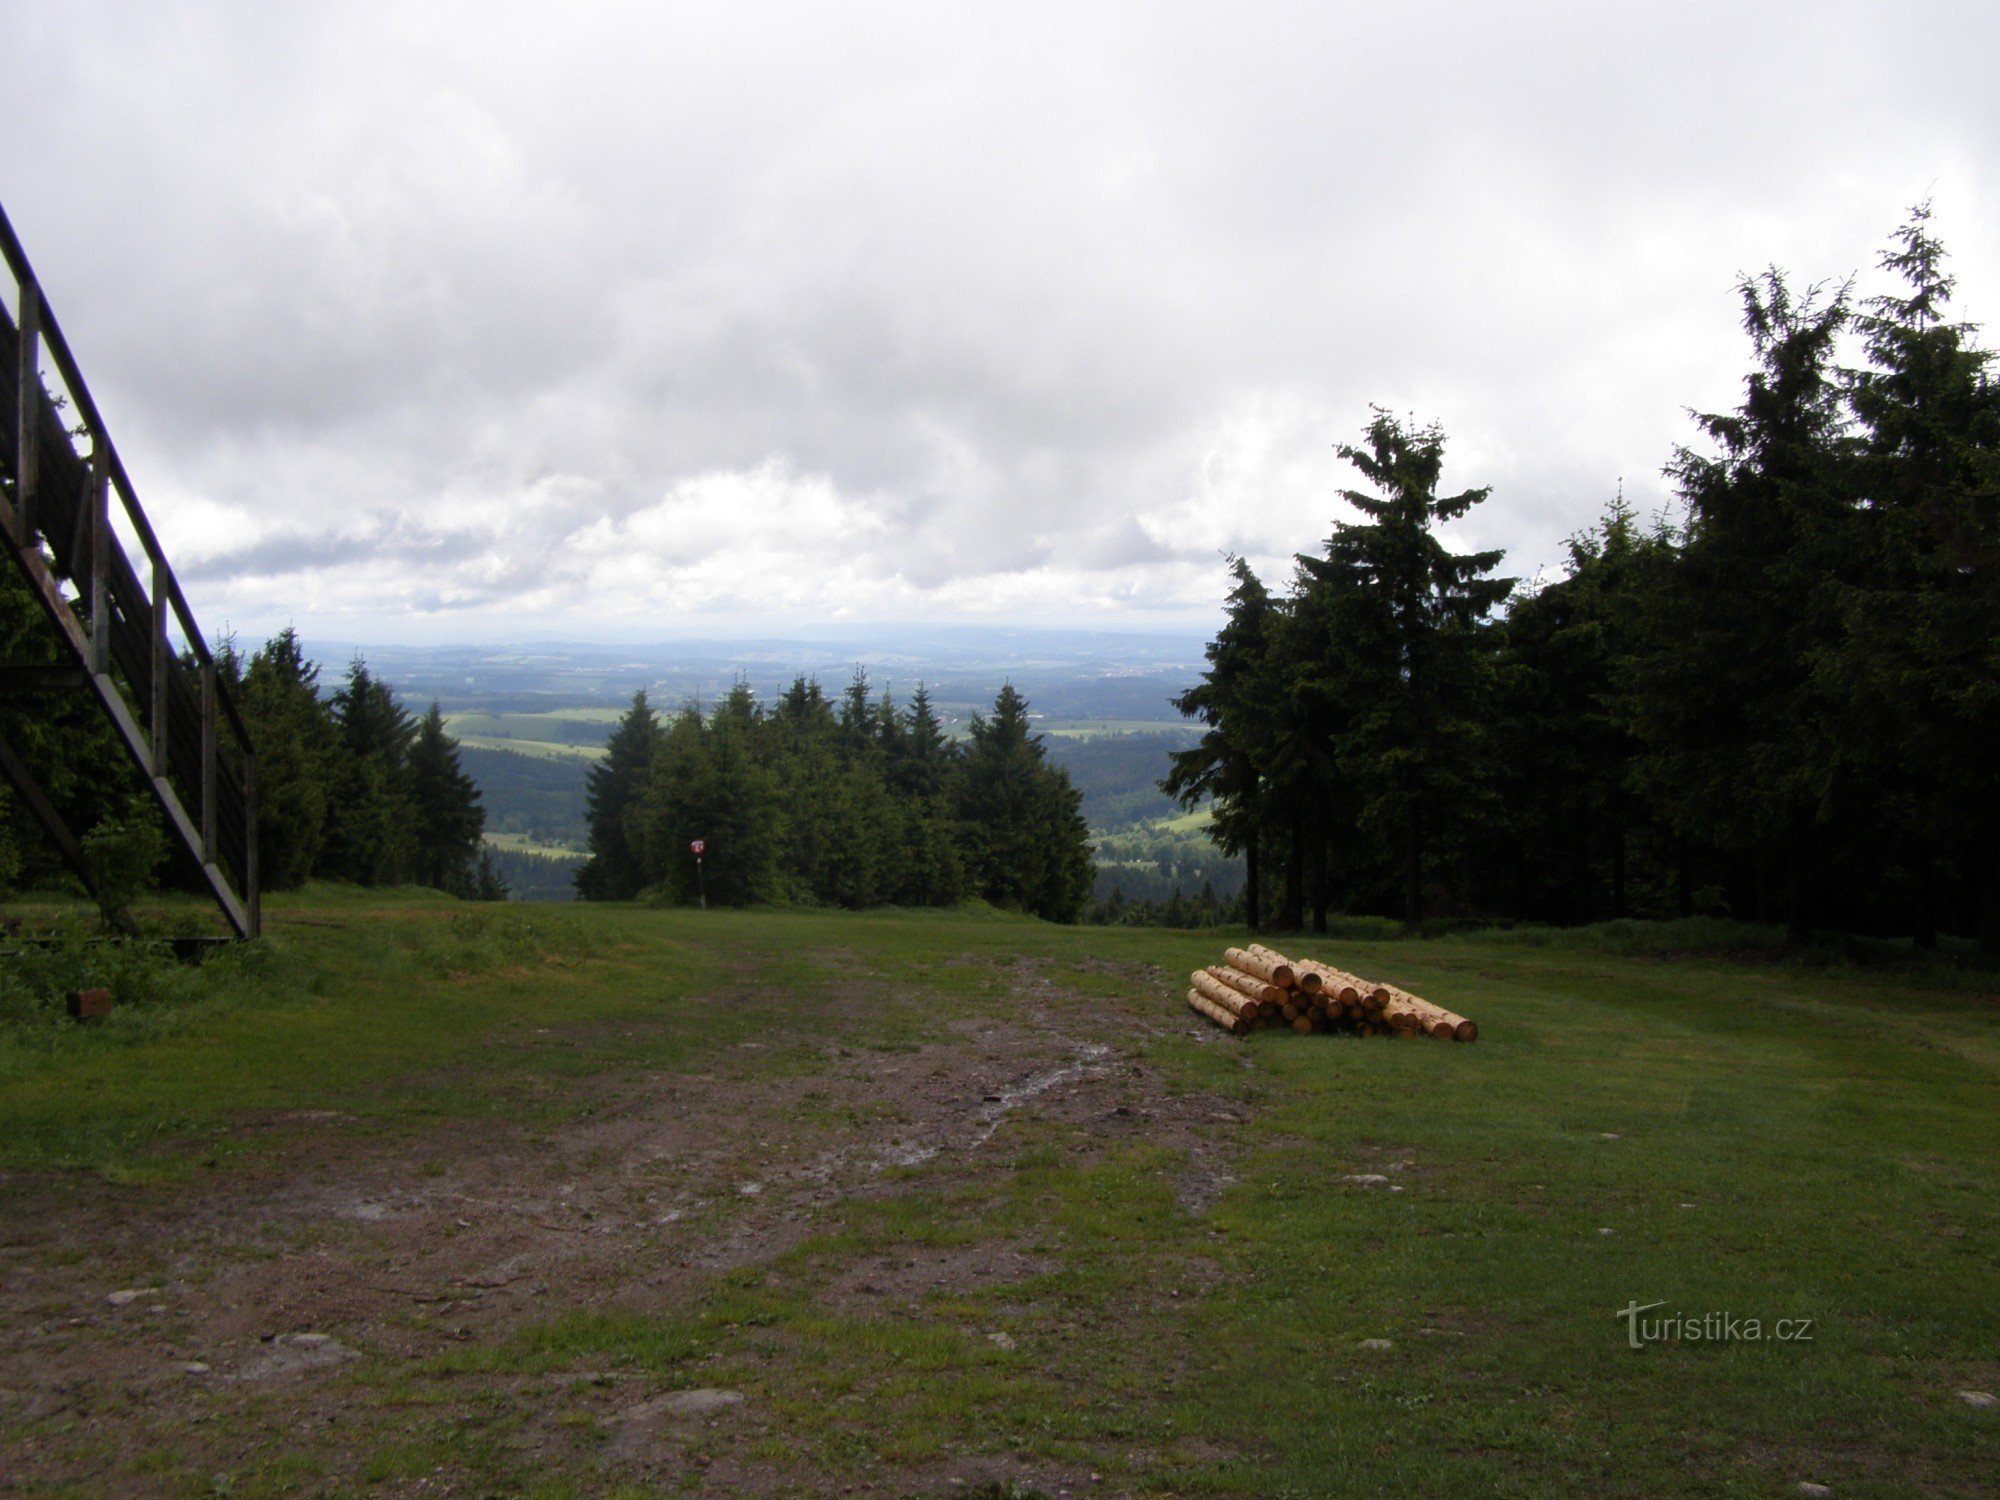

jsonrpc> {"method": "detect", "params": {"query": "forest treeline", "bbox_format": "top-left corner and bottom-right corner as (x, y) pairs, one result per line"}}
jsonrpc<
(0, 602), (499, 902)
(574, 676), (1096, 920)
(1172, 208), (1998, 948)
(230, 631), (499, 897)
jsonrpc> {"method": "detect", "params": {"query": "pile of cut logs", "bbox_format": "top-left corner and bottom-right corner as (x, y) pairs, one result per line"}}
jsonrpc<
(1185, 943), (1477, 1042)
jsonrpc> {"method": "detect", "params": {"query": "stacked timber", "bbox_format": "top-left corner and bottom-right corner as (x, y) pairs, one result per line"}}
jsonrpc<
(1183, 943), (1477, 1043)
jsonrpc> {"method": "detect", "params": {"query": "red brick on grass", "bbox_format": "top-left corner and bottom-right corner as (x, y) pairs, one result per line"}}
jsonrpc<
(66, 987), (111, 1021)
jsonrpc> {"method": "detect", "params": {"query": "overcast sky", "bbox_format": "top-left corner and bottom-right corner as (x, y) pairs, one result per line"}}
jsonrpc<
(4, 0), (1996, 643)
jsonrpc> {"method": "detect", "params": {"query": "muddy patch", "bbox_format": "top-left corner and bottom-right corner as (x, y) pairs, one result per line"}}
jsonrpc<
(0, 962), (1260, 1493)
(824, 1240), (1061, 1313)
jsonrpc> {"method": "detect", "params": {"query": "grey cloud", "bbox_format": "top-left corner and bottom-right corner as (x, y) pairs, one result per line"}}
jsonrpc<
(184, 513), (493, 582)
(6, 0), (1998, 638)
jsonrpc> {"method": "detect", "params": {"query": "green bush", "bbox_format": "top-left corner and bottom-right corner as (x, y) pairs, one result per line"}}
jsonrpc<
(79, 813), (165, 933)
(0, 921), (203, 1027)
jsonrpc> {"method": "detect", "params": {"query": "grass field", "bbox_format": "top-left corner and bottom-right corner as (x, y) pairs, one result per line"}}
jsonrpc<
(0, 894), (1994, 1496)
(1037, 721), (1195, 740)
(451, 734), (607, 761)
(483, 831), (586, 859)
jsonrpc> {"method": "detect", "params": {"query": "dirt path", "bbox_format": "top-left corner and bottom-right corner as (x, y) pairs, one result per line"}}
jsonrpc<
(0, 958), (1254, 1496)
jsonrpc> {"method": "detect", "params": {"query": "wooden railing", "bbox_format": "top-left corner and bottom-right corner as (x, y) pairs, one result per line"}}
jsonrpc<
(0, 200), (258, 937)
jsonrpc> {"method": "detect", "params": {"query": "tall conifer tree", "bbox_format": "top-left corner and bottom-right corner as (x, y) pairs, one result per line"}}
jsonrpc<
(406, 702), (485, 893)
(577, 690), (661, 899)
(1642, 272), (1852, 938)
(1839, 205), (2000, 945)
(1306, 411), (1512, 923)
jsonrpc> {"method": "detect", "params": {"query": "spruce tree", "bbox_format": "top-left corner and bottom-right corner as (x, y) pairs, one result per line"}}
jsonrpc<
(1836, 206), (2000, 946)
(769, 675), (851, 903)
(320, 657), (418, 885)
(237, 628), (338, 889)
(1641, 272), (1853, 939)
(631, 701), (783, 905)
(1306, 410), (1512, 924)
(955, 684), (1093, 921)
(891, 684), (963, 905)
(1493, 499), (1675, 921)
(576, 690), (660, 900)
(406, 702), (485, 893)
(1165, 558), (1281, 928)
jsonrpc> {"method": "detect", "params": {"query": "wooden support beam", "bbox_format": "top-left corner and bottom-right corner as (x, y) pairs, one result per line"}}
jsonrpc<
(243, 750), (260, 937)
(150, 567), (169, 775)
(88, 438), (109, 674)
(0, 735), (142, 938)
(68, 464), (91, 576)
(200, 659), (217, 863)
(0, 732), (89, 883)
(13, 281), (36, 538)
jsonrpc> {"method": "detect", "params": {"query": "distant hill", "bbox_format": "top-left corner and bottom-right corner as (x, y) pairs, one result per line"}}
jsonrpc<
(304, 626), (1210, 725)
(340, 630), (1227, 907)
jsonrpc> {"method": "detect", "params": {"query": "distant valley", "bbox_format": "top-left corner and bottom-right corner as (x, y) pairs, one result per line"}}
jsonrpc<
(313, 628), (1242, 906)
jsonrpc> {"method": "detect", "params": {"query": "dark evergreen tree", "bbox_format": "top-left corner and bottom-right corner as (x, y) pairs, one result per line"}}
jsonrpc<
(1836, 204), (2000, 947)
(1639, 272), (1853, 939)
(1306, 410), (1512, 923)
(893, 684), (955, 801)
(1164, 558), (1280, 928)
(631, 700), (783, 906)
(331, 656), (416, 767)
(575, 689), (660, 900)
(889, 684), (964, 905)
(954, 684), (1094, 921)
(1492, 498), (1677, 921)
(406, 702), (485, 892)
(769, 675), (854, 903)
(236, 628), (338, 890)
(473, 846), (511, 901)
(317, 656), (420, 885)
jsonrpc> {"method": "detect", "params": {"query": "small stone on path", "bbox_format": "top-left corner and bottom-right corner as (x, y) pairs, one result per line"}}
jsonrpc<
(1796, 1484), (1833, 1498)
(1344, 1174), (1390, 1186)
(180, 1362), (211, 1375)
(234, 1332), (359, 1382)
(988, 1331), (1016, 1351)
(106, 1288), (162, 1307)
(1960, 1390), (1997, 1408)
(1358, 1338), (1394, 1351)
(611, 1388), (745, 1424)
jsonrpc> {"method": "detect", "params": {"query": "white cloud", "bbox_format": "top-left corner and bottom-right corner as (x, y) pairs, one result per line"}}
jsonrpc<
(4, 0), (1998, 641)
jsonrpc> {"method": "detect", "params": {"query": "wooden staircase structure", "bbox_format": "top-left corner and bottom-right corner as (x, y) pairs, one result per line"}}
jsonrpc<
(0, 201), (258, 938)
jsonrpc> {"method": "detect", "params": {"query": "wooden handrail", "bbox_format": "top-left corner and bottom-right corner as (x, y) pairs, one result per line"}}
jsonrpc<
(1, 197), (259, 936)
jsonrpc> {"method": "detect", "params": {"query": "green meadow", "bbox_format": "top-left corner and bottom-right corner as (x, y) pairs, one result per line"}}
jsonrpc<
(0, 894), (1994, 1496)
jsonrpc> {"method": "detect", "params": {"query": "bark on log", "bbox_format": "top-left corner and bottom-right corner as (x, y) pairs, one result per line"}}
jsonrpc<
(1227, 946), (1295, 989)
(1289, 956), (1385, 1004)
(1190, 947), (1474, 1041)
(1247, 943), (1315, 991)
(1205, 965), (1284, 1006)
(1191, 970), (1262, 1021)
(1376, 983), (1475, 1041)
(1186, 989), (1249, 1036)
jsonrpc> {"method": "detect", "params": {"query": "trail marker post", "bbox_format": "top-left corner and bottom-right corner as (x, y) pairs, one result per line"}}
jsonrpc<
(690, 838), (707, 909)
